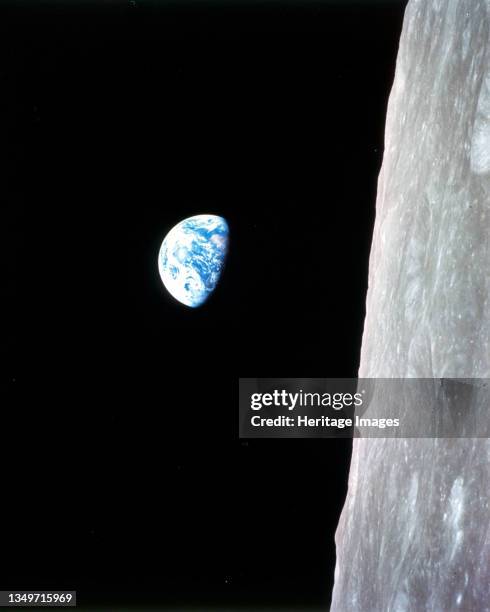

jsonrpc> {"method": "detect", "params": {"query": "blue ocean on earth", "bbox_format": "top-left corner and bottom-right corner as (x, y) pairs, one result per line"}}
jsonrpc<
(158, 214), (229, 307)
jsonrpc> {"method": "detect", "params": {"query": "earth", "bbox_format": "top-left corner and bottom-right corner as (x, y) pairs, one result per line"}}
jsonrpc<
(158, 214), (229, 307)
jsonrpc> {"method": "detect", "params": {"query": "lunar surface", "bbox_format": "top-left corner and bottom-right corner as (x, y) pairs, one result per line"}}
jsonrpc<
(158, 214), (229, 308)
(331, 1), (490, 610)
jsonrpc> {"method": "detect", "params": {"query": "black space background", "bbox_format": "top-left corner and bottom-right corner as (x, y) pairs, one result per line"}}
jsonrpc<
(3, 1), (406, 609)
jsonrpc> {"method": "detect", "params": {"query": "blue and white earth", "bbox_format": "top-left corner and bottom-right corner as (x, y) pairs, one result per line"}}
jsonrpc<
(158, 214), (229, 308)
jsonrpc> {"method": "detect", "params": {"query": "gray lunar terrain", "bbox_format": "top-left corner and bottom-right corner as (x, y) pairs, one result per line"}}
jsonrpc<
(331, 1), (490, 611)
